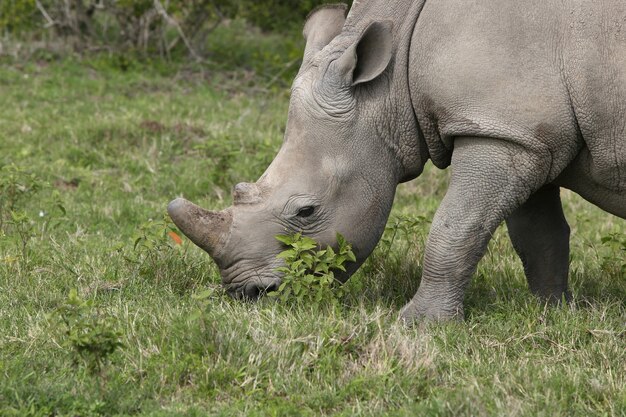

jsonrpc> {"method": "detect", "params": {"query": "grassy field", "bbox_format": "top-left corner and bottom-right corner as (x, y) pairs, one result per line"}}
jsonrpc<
(0, 43), (625, 416)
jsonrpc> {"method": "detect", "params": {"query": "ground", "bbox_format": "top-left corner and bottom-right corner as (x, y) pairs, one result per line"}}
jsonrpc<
(0, 52), (624, 416)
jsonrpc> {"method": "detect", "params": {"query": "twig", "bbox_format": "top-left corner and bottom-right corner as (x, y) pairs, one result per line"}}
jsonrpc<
(35, 0), (56, 29)
(153, 0), (200, 60)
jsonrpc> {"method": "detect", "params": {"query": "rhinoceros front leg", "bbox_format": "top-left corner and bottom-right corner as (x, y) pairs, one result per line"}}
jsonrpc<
(400, 137), (552, 321)
(505, 184), (571, 301)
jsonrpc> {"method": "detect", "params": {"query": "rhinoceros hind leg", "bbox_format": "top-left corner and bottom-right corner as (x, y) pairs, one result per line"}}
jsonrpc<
(505, 185), (571, 301)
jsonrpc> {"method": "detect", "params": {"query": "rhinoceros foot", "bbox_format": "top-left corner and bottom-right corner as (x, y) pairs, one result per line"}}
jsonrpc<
(399, 294), (464, 324)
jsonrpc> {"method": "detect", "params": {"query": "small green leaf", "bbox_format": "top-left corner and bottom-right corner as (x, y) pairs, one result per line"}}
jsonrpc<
(299, 237), (317, 250)
(275, 234), (294, 246)
(277, 249), (295, 259)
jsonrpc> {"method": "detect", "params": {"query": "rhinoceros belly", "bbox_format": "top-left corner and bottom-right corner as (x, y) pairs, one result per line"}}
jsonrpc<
(555, 146), (626, 219)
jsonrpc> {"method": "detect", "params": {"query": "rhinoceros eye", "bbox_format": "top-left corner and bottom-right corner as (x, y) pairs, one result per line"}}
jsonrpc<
(296, 206), (315, 218)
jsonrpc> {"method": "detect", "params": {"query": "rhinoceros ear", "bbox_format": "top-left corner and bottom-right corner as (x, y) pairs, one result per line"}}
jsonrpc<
(335, 20), (393, 86)
(303, 4), (348, 64)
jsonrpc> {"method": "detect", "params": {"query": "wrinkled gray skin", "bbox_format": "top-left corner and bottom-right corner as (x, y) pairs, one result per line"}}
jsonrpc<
(169, 0), (626, 321)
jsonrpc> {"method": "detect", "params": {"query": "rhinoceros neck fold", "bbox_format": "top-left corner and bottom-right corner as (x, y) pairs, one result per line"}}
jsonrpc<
(346, 0), (430, 183)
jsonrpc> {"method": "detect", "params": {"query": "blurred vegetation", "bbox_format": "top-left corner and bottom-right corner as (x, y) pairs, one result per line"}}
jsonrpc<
(0, 0), (352, 57)
(0, 0), (352, 88)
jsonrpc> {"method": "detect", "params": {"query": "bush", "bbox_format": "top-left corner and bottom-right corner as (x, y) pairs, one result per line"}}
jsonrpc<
(52, 289), (124, 377)
(1, 0), (352, 58)
(270, 232), (357, 307)
(0, 0), (38, 34)
(238, 0), (353, 33)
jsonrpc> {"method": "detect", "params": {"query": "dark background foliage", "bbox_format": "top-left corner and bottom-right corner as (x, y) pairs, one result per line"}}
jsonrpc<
(0, 0), (353, 55)
(0, 1), (352, 87)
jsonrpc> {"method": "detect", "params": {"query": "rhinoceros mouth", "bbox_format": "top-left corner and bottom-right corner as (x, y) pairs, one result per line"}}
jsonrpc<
(221, 257), (283, 300)
(227, 279), (281, 300)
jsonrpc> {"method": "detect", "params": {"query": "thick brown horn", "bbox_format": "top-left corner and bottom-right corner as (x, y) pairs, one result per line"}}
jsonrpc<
(167, 198), (232, 261)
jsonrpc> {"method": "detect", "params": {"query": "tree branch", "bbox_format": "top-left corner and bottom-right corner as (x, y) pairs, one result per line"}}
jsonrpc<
(35, 0), (57, 29)
(153, 0), (200, 60)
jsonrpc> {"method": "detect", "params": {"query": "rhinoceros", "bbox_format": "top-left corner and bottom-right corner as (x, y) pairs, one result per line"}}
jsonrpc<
(168, 0), (626, 320)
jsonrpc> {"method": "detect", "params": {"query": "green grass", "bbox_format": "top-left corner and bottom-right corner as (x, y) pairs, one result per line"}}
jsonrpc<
(0, 51), (624, 416)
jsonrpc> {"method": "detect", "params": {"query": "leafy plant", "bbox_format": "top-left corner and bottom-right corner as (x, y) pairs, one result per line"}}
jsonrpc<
(600, 232), (626, 275)
(270, 232), (356, 307)
(0, 164), (65, 261)
(52, 289), (124, 377)
(379, 214), (430, 256)
(189, 285), (226, 328)
(6, 210), (32, 259)
(111, 214), (209, 293)
(131, 215), (178, 255)
(0, 164), (44, 232)
(0, 0), (38, 34)
(113, 214), (183, 277)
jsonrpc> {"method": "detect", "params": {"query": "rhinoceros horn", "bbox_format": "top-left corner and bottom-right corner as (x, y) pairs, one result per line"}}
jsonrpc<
(167, 198), (232, 262)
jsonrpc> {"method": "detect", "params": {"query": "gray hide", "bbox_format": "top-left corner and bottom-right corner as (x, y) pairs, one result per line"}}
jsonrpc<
(169, 0), (626, 320)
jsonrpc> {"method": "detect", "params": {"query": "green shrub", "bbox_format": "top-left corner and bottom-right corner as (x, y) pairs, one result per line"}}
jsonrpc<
(379, 214), (430, 255)
(52, 289), (124, 377)
(0, 164), (44, 230)
(0, 164), (65, 261)
(270, 232), (356, 307)
(237, 0), (353, 33)
(600, 232), (626, 275)
(0, 0), (38, 34)
(113, 214), (182, 277)
(1, 1), (352, 59)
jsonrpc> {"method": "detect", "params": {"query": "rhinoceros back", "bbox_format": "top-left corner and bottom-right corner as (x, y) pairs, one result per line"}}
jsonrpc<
(408, 0), (626, 193)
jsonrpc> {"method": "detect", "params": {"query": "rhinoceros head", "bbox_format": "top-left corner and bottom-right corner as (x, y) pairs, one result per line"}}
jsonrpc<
(169, 4), (402, 299)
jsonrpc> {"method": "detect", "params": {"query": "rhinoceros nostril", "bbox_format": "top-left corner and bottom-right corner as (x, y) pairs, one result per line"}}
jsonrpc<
(243, 284), (261, 300)
(226, 288), (244, 300)
(241, 281), (280, 300)
(263, 282), (280, 294)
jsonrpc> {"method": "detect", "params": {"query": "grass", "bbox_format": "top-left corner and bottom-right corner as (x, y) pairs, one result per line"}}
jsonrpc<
(0, 39), (625, 416)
